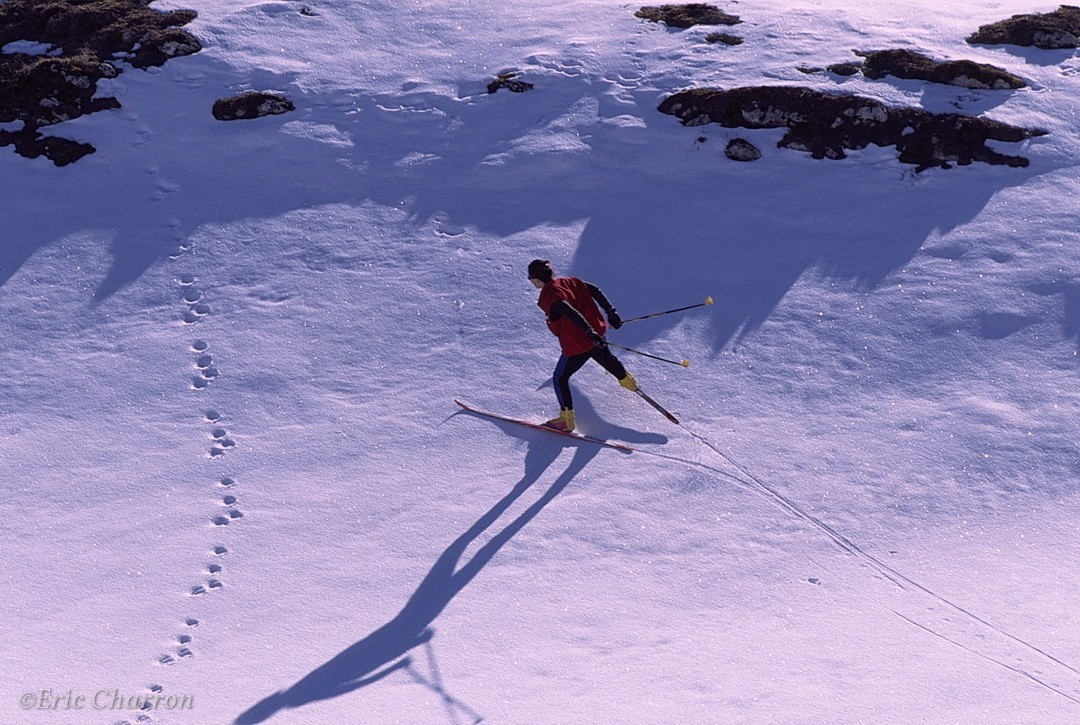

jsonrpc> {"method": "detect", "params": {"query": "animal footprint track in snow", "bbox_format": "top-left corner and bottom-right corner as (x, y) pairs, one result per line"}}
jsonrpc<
(157, 654), (176, 666)
(182, 288), (202, 304)
(190, 584), (207, 595)
(185, 618), (199, 627)
(178, 634), (192, 645)
(177, 647), (194, 659)
(196, 354), (214, 370)
(218, 476), (235, 487)
(208, 579), (223, 590)
(208, 563), (223, 574)
(192, 339), (208, 352)
(205, 410), (221, 422)
(183, 303), (211, 324)
(212, 545), (228, 556)
(194, 367), (218, 392)
(210, 438), (236, 456)
(213, 514), (231, 525)
(179, 274), (197, 286)
(227, 508), (244, 520)
(211, 428), (228, 439)
(222, 495), (237, 505)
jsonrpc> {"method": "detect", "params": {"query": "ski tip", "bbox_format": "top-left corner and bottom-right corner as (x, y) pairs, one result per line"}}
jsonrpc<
(705, 296), (714, 306)
(680, 359), (690, 368)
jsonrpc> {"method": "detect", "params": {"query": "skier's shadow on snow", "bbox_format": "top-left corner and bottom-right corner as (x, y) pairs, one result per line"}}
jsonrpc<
(234, 441), (598, 724)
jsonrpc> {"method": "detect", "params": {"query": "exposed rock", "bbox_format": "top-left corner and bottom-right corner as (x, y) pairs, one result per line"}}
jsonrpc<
(0, 0), (201, 70)
(855, 49), (1026, 89)
(725, 138), (760, 161)
(0, 0), (201, 165)
(658, 86), (1046, 171)
(968, 5), (1080, 49)
(212, 92), (295, 121)
(706, 32), (743, 45)
(487, 72), (533, 94)
(826, 62), (863, 76)
(635, 4), (741, 29)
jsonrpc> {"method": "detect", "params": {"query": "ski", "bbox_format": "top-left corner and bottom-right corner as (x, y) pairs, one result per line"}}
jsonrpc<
(634, 389), (680, 425)
(454, 400), (634, 453)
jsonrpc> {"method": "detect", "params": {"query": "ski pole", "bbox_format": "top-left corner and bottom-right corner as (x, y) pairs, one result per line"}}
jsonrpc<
(621, 296), (714, 324)
(607, 342), (690, 368)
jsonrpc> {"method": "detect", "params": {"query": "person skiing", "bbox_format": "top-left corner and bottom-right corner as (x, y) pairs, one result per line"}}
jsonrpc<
(528, 259), (638, 432)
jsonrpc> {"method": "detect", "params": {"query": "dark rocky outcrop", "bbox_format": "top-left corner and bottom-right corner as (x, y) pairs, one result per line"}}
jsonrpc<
(635, 4), (740, 29)
(212, 92), (295, 121)
(724, 138), (760, 161)
(968, 5), (1080, 49)
(855, 49), (1026, 89)
(706, 32), (743, 45)
(0, 0), (201, 165)
(826, 62), (862, 76)
(487, 72), (533, 94)
(658, 86), (1046, 171)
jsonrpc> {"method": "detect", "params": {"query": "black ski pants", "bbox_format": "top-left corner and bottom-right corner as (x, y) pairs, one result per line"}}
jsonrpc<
(553, 345), (628, 410)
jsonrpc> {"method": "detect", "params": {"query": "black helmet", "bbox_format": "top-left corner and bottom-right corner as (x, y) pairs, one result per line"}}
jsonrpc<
(527, 259), (553, 283)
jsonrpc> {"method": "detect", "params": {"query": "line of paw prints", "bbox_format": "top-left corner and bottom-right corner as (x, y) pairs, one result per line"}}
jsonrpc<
(179, 274), (211, 325)
(156, 538), (232, 668)
(158, 474), (244, 666)
(212, 473), (244, 525)
(111, 683), (164, 724)
(156, 275), (240, 668)
(190, 340), (218, 390)
(205, 409), (237, 457)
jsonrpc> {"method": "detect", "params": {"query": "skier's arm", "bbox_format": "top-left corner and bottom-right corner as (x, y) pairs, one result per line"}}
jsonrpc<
(585, 282), (623, 329)
(550, 300), (605, 345)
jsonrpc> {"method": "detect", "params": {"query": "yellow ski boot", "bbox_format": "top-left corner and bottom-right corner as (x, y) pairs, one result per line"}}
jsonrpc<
(543, 408), (575, 432)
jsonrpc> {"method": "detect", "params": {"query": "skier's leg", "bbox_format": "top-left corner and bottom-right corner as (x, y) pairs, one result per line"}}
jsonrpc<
(548, 352), (591, 430)
(591, 346), (638, 391)
(553, 352), (592, 408)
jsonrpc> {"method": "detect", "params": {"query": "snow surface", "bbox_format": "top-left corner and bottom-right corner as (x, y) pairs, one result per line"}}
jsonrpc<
(2, 0), (1079, 723)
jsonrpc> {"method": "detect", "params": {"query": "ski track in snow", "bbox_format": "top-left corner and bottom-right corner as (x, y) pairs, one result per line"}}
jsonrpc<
(631, 427), (1080, 707)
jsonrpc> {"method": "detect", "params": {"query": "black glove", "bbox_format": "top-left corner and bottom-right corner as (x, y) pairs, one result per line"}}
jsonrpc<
(607, 309), (623, 330)
(587, 329), (607, 348)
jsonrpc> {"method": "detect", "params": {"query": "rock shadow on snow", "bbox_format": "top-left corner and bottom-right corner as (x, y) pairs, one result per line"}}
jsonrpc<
(0, 51), (1050, 352)
(234, 444), (598, 724)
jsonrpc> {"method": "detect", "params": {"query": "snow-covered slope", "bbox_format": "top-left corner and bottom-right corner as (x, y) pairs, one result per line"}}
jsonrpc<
(2, 1), (1078, 723)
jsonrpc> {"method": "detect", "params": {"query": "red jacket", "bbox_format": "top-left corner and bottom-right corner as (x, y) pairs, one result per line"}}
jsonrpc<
(538, 277), (607, 356)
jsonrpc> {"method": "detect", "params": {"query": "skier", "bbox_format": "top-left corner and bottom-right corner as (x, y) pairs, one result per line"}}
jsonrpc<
(527, 259), (638, 432)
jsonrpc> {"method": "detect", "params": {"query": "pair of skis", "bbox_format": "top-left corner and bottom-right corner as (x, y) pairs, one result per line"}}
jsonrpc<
(455, 388), (678, 453)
